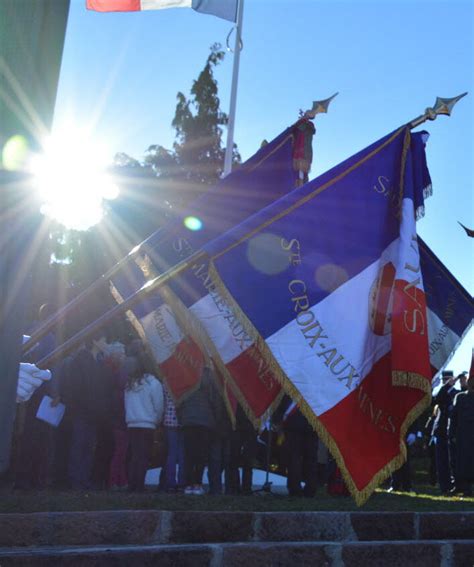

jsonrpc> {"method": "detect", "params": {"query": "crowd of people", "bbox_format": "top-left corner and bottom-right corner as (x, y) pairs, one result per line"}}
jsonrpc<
(426, 370), (474, 497)
(12, 327), (257, 494)
(389, 370), (474, 497)
(11, 327), (336, 497)
(8, 309), (474, 498)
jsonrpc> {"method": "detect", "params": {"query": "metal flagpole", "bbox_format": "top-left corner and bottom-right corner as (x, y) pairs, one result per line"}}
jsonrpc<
(35, 250), (208, 370)
(223, 0), (244, 178)
(22, 242), (144, 355)
(408, 93), (467, 129)
(25, 93), (468, 361)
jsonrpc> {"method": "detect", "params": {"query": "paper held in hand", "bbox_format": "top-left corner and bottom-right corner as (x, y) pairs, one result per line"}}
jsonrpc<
(36, 395), (66, 428)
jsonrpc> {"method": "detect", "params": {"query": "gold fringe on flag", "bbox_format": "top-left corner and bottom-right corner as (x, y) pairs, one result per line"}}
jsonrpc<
(109, 281), (164, 383)
(207, 260), (432, 506)
(392, 370), (432, 393)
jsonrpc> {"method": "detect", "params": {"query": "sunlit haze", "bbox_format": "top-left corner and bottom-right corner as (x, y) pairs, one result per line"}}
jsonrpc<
(31, 125), (119, 230)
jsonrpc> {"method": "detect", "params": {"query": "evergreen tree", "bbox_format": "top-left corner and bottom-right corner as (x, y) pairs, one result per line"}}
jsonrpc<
(143, 43), (240, 206)
(32, 44), (239, 322)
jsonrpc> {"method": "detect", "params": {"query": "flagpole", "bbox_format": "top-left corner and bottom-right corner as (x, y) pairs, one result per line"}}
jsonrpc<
(35, 250), (208, 370)
(22, 242), (145, 355)
(27, 92), (466, 358)
(408, 92), (467, 129)
(223, 0), (244, 177)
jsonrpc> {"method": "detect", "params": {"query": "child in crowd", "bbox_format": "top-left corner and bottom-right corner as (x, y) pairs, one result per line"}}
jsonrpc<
(163, 384), (185, 493)
(177, 363), (222, 495)
(124, 353), (164, 492)
(104, 342), (129, 491)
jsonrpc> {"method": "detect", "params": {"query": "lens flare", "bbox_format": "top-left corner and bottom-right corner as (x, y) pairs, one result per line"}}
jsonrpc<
(315, 263), (349, 292)
(247, 232), (290, 275)
(2, 135), (29, 171)
(184, 216), (203, 231)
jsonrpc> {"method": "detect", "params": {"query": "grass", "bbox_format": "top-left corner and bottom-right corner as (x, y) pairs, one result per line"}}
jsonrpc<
(1, 457), (472, 514)
(0, 484), (473, 514)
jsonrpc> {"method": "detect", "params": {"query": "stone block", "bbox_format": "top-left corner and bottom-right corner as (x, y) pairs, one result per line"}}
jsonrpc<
(452, 541), (474, 567)
(46, 510), (162, 546)
(222, 542), (332, 567)
(0, 511), (162, 547)
(0, 545), (213, 567)
(257, 512), (354, 542)
(342, 542), (442, 567)
(350, 512), (415, 541)
(169, 511), (253, 543)
(0, 513), (47, 547)
(419, 512), (474, 540)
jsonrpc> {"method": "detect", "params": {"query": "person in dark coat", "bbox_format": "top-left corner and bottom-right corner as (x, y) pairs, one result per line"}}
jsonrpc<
(63, 342), (107, 490)
(273, 395), (319, 497)
(177, 363), (222, 495)
(431, 371), (457, 494)
(424, 404), (438, 486)
(449, 375), (474, 497)
(448, 372), (469, 493)
(390, 414), (424, 492)
(51, 353), (74, 488)
(14, 306), (58, 490)
(13, 365), (57, 489)
(207, 388), (233, 496)
(227, 405), (258, 495)
(100, 343), (128, 491)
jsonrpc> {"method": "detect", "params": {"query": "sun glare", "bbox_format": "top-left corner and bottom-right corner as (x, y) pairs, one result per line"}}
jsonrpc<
(30, 127), (119, 231)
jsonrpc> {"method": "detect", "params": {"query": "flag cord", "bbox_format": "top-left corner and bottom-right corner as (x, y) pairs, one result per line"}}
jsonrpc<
(226, 26), (243, 53)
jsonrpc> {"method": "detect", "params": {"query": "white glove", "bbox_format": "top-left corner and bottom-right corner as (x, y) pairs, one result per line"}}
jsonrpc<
(16, 363), (51, 403)
(406, 433), (416, 446)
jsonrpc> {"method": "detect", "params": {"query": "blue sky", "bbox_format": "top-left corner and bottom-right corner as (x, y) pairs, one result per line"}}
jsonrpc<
(55, 0), (473, 373)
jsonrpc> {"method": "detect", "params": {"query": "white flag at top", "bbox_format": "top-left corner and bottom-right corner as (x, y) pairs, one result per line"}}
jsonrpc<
(86, 0), (238, 21)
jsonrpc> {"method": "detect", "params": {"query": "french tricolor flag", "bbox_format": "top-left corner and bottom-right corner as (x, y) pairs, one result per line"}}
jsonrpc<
(86, 0), (238, 21)
(171, 126), (435, 504)
(168, 256), (285, 424)
(419, 237), (473, 385)
(111, 126), (295, 414)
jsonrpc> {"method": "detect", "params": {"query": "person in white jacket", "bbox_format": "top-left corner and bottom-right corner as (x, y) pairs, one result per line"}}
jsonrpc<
(124, 353), (164, 492)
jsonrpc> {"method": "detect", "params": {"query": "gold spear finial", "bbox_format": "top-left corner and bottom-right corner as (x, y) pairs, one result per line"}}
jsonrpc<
(409, 92), (468, 128)
(301, 92), (339, 119)
(432, 93), (469, 116)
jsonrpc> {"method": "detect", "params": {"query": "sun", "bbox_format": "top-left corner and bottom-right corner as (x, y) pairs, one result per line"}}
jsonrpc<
(30, 126), (119, 231)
